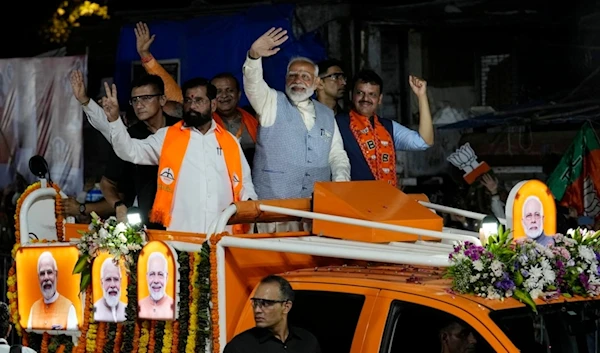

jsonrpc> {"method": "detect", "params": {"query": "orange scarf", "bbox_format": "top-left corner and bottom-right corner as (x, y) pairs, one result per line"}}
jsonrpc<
(150, 120), (250, 234)
(349, 110), (397, 186)
(213, 108), (258, 142)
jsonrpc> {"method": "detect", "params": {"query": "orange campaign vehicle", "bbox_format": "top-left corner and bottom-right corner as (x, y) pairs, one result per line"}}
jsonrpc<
(10, 172), (600, 353)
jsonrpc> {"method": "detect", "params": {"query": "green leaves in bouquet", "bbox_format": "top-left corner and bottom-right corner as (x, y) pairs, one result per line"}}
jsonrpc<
(485, 225), (515, 263)
(572, 228), (600, 247)
(513, 288), (537, 313)
(73, 253), (91, 293)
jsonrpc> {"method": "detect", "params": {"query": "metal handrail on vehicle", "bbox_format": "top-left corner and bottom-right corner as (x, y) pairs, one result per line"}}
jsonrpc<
(209, 202), (480, 352)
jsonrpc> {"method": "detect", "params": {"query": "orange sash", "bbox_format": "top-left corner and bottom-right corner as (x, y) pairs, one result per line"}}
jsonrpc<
(213, 108), (258, 142)
(150, 120), (250, 234)
(349, 110), (397, 186)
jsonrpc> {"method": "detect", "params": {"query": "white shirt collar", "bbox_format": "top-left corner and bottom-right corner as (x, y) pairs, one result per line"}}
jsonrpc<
(292, 98), (312, 108)
(44, 291), (59, 304)
(0, 338), (7, 344)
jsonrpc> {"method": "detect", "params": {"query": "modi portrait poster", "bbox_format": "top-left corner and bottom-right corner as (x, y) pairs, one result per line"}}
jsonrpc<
(137, 241), (178, 321)
(92, 252), (128, 323)
(15, 246), (83, 331)
(506, 179), (557, 247)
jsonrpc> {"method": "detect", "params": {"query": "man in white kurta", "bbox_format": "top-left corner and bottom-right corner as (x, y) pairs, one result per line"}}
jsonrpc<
(79, 77), (256, 233)
(243, 27), (350, 232)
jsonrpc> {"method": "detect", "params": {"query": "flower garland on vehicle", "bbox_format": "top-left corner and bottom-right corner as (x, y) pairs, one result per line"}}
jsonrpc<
(185, 253), (201, 353)
(73, 212), (146, 293)
(9, 181), (64, 338)
(12, 231), (215, 353)
(175, 252), (190, 353)
(446, 226), (600, 312)
(209, 233), (226, 353)
(119, 251), (140, 353)
(197, 243), (211, 353)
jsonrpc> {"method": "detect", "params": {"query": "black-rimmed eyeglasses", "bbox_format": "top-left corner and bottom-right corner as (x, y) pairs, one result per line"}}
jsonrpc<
(250, 298), (289, 308)
(320, 73), (347, 82)
(129, 94), (162, 105)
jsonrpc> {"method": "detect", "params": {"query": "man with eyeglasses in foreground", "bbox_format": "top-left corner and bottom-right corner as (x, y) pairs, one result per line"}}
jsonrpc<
(71, 71), (179, 227)
(224, 275), (321, 353)
(316, 59), (347, 115)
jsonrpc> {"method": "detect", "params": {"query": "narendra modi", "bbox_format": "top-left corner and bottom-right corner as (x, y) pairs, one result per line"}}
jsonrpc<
(138, 252), (174, 320)
(28, 251), (78, 330)
(93, 257), (127, 322)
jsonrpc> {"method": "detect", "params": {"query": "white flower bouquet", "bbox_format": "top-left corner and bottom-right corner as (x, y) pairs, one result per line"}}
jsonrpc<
(513, 239), (557, 300)
(73, 212), (146, 292)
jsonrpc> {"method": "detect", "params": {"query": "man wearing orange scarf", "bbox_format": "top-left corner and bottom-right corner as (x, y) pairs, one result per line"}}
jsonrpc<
(336, 70), (434, 187)
(86, 77), (256, 234)
(211, 73), (259, 167)
(133, 22), (259, 168)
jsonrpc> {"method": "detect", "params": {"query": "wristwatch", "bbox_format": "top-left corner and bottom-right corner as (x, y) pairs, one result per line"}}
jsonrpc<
(79, 203), (86, 215)
(114, 201), (125, 209)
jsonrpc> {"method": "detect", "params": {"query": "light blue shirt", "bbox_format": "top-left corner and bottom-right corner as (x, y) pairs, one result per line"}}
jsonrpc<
(391, 120), (430, 151)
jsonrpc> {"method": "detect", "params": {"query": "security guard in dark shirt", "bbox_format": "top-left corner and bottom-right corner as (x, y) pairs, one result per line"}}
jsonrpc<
(223, 275), (321, 353)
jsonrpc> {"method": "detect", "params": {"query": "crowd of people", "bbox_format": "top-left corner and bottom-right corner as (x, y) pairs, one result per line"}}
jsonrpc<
(65, 23), (434, 235)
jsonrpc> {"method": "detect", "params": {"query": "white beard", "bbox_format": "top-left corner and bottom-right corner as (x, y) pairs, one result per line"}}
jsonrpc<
(41, 282), (55, 300)
(149, 286), (165, 302)
(103, 289), (120, 308)
(526, 226), (543, 239)
(286, 85), (314, 103)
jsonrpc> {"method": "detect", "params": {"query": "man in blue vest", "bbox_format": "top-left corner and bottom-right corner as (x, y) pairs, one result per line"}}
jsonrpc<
(336, 70), (433, 187)
(243, 27), (350, 201)
(243, 27), (350, 232)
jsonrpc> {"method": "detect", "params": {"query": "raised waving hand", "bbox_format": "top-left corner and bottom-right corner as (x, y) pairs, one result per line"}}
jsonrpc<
(249, 27), (289, 59)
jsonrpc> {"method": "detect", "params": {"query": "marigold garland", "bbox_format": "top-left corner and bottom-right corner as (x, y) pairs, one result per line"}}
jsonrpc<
(147, 321), (156, 353)
(9, 181), (64, 338)
(102, 322), (116, 353)
(162, 321), (173, 353)
(92, 321), (107, 353)
(153, 320), (165, 353)
(111, 323), (123, 353)
(85, 318), (97, 353)
(170, 321), (180, 353)
(48, 335), (74, 353)
(121, 251), (140, 353)
(8, 186), (221, 353)
(185, 253), (201, 353)
(41, 333), (50, 353)
(72, 286), (93, 353)
(175, 252), (190, 353)
(209, 233), (226, 353)
(138, 320), (150, 353)
(197, 243), (211, 353)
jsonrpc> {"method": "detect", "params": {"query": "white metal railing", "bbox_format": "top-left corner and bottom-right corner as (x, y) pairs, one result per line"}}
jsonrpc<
(209, 202), (482, 351)
(419, 200), (507, 225)
(255, 204), (480, 244)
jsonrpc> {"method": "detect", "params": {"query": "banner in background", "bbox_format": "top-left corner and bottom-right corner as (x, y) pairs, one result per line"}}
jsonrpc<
(114, 4), (326, 108)
(0, 55), (86, 195)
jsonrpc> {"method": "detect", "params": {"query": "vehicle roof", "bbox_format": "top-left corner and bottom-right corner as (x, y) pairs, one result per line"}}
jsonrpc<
(282, 264), (598, 312)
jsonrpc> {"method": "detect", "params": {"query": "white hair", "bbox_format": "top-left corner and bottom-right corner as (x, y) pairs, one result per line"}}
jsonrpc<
(37, 251), (57, 272)
(100, 257), (121, 279)
(147, 252), (168, 274)
(522, 195), (544, 217)
(287, 56), (318, 77)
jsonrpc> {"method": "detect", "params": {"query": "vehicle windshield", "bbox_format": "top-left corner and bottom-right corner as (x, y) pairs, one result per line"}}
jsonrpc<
(490, 301), (600, 352)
